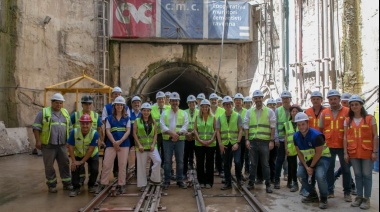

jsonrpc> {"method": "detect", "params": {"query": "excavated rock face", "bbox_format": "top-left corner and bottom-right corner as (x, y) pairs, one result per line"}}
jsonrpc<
(0, 121), (30, 156)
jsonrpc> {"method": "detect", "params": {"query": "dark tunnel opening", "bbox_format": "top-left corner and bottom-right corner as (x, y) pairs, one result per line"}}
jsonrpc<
(140, 67), (219, 109)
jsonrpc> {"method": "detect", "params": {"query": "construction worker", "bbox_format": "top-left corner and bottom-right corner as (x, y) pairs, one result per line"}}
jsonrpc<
(71, 95), (103, 186)
(133, 102), (161, 191)
(234, 93), (249, 180)
(344, 95), (378, 209)
(160, 92), (189, 190)
(164, 91), (171, 106)
(320, 89), (352, 201)
(341, 93), (352, 108)
(196, 93), (206, 107)
(98, 96), (131, 194)
(266, 98), (277, 111)
(32, 93), (73, 193)
(276, 98), (283, 108)
(243, 96), (253, 110)
(267, 98), (278, 183)
(305, 91), (325, 131)
(294, 112), (331, 209)
(151, 91), (171, 168)
(284, 104), (303, 192)
(193, 99), (217, 188)
(68, 114), (99, 197)
(210, 93), (225, 177)
(217, 96), (223, 107)
(216, 96), (243, 190)
(274, 90), (292, 189)
(244, 90), (275, 193)
(129, 96), (142, 174)
(184, 95), (199, 178)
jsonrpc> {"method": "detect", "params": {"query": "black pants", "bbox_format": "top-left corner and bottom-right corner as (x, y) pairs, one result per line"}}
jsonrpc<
(195, 146), (216, 186)
(222, 143), (242, 185)
(240, 136), (249, 174)
(215, 141), (223, 173)
(183, 140), (195, 176)
(72, 156), (99, 189)
(157, 133), (164, 168)
(257, 145), (277, 181)
(275, 142), (286, 182)
(287, 155), (298, 185)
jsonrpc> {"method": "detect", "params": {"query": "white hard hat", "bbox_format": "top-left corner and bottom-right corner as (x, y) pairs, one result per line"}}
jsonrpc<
(51, 93), (65, 102)
(187, 95), (196, 103)
(112, 86), (122, 93)
(252, 90), (264, 98)
(234, 93), (244, 100)
(141, 102), (152, 110)
(156, 91), (165, 99)
(341, 93), (352, 101)
(276, 98), (282, 103)
(169, 92), (180, 100)
(165, 91), (171, 97)
(327, 89), (341, 98)
(311, 91), (323, 98)
(294, 112), (309, 122)
(222, 96), (233, 104)
(197, 93), (205, 100)
(200, 99), (211, 106)
(131, 96), (141, 102)
(218, 96), (223, 101)
(209, 93), (218, 99)
(266, 98), (276, 105)
(112, 96), (126, 105)
(243, 96), (253, 103)
(348, 95), (364, 104)
(281, 90), (292, 98)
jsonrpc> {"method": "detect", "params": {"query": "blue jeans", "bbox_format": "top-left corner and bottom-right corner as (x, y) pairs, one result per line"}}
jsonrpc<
(297, 158), (330, 198)
(249, 139), (271, 186)
(163, 140), (185, 183)
(222, 143), (242, 185)
(350, 158), (373, 198)
(275, 142), (286, 182)
(327, 148), (351, 195)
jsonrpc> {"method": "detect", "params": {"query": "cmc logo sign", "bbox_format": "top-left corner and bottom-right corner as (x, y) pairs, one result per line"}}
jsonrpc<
(165, 3), (199, 11)
(116, 2), (153, 24)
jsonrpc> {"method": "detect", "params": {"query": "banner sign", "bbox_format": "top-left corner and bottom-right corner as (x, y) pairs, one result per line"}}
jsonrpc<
(110, 0), (252, 42)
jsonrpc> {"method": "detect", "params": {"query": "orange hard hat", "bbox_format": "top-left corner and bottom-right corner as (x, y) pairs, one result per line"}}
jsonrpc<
(79, 114), (92, 122)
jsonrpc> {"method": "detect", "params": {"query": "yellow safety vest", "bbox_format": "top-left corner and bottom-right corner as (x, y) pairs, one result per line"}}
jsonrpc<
(300, 144), (331, 161)
(162, 109), (186, 140)
(219, 112), (239, 145)
(185, 108), (199, 131)
(248, 107), (271, 140)
(135, 118), (156, 151)
(284, 121), (297, 156)
(151, 104), (170, 134)
(73, 111), (98, 129)
(74, 128), (98, 157)
(277, 106), (288, 138)
(196, 115), (216, 147)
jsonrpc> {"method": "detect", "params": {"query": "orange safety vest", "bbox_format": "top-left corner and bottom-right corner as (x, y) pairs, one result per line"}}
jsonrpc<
(305, 107), (325, 131)
(321, 107), (349, 148)
(346, 115), (374, 159)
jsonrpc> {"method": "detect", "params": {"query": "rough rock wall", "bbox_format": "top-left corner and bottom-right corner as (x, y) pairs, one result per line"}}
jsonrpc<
(0, 122), (30, 156)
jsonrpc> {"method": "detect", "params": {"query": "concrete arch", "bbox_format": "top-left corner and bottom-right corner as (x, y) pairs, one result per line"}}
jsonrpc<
(133, 62), (227, 107)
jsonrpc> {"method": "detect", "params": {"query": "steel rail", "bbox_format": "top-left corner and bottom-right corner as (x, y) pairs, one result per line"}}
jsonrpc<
(190, 170), (206, 212)
(231, 178), (267, 212)
(79, 179), (118, 212)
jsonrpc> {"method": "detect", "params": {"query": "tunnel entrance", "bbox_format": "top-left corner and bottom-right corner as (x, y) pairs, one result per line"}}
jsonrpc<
(138, 63), (222, 109)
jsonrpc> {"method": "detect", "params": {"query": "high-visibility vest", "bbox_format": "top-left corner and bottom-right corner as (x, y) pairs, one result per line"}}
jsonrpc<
(321, 107), (349, 148)
(248, 107), (271, 140)
(151, 104), (170, 134)
(185, 108), (199, 131)
(284, 121), (298, 156)
(219, 112), (239, 145)
(135, 118), (156, 151)
(276, 106), (289, 138)
(73, 128), (98, 157)
(212, 107), (225, 118)
(107, 114), (130, 147)
(33, 107), (71, 145)
(305, 107), (325, 131)
(73, 111), (98, 129)
(294, 128), (331, 161)
(346, 115), (374, 159)
(196, 115), (216, 147)
(162, 109), (186, 140)
(234, 108), (247, 128)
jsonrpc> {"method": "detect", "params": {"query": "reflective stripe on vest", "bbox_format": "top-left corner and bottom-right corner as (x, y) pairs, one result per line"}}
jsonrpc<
(220, 112), (239, 145)
(322, 107), (349, 148)
(284, 121), (297, 156)
(300, 144), (331, 161)
(73, 111), (98, 129)
(196, 115), (215, 147)
(186, 108), (199, 131)
(163, 109), (185, 140)
(346, 115), (374, 159)
(74, 128), (98, 157)
(39, 107), (71, 145)
(151, 105), (170, 134)
(135, 118), (156, 151)
(305, 107), (324, 131)
(248, 107), (271, 140)
(277, 106), (288, 138)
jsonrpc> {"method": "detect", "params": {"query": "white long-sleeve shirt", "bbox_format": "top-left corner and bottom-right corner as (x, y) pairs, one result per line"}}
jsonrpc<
(160, 109), (189, 134)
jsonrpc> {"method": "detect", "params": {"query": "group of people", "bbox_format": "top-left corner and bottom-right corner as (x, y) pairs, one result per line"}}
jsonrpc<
(32, 87), (378, 210)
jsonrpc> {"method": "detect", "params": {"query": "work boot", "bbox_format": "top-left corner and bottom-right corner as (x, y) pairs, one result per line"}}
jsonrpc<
(344, 194), (352, 202)
(69, 189), (80, 197)
(360, 198), (370, 210)
(351, 196), (363, 207)
(299, 187), (309, 197)
(302, 193), (319, 203)
(319, 197), (328, 209)
(88, 186), (96, 193)
(290, 183), (299, 192)
(266, 186), (273, 193)
(247, 181), (255, 190)
(274, 181), (280, 189)
(286, 182), (292, 188)
(205, 184), (212, 189)
(95, 185), (105, 194)
(327, 193), (334, 198)
(163, 182), (170, 190)
(177, 182), (187, 189)
(221, 184), (232, 190)
(48, 187), (57, 193)
(63, 185), (73, 190)
(119, 185), (126, 194)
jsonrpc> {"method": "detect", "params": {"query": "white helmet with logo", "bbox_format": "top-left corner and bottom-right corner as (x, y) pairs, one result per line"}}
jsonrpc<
(51, 93), (65, 102)
(131, 96), (141, 102)
(281, 90), (292, 98)
(141, 102), (152, 110)
(222, 96), (233, 104)
(112, 86), (122, 93)
(113, 96), (126, 105)
(209, 93), (218, 100)
(348, 95), (364, 104)
(243, 96), (252, 103)
(311, 91), (323, 98)
(266, 98), (276, 105)
(276, 98), (282, 103)
(294, 112), (309, 122)
(327, 89), (341, 98)
(341, 93), (352, 101)
(169, 92), (180, 100)
(187, 95), (196, 103)
(165, 91), (171, 97)
(234, 93), (244, 100)
(252, 90), (264, 98)
(200, 99), (211, 106)
(156, 91), (165, 99)
(218, 96), (223, 101)
(197, 93), (206, 100)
